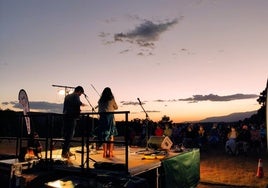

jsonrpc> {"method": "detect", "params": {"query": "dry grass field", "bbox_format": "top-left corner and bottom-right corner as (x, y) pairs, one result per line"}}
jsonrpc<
(198, 146), (268, 188)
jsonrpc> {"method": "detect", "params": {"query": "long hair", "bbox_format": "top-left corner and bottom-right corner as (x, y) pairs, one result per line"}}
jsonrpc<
(98, 87), (114, 105)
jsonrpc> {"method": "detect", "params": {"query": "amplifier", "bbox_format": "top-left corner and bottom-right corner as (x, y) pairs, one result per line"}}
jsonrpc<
(147, 136), (173, 150)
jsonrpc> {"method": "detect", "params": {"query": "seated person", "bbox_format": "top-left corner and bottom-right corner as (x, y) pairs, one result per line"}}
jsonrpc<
(225, 126), (238, 155)
(208, 123), (220, 146)
(163, 123), (172, 138)
(236, 125), (251, 154)
(183, 124), (198, 148)
(250, 125), (262, 153)
(197, 125), (207, 148)
(154, 124), (164, 136)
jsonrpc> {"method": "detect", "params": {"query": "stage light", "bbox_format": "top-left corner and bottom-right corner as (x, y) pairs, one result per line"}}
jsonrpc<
(52, 84), (75, 97)
(58, 89), (65, 95)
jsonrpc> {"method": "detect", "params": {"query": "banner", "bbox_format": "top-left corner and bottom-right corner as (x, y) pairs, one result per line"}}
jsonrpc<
(18, 89), (31, 134)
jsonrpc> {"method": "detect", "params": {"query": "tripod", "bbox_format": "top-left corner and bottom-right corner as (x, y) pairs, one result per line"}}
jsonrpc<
(136, 98), (153, 154)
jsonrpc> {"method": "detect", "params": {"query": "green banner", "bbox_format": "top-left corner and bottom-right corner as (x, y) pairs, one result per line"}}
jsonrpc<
(162, 149), (200, 188)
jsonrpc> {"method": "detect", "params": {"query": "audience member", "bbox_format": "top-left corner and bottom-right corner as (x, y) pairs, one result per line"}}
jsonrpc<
(197, 125), (207, 149)
(163, 123), (172, 138)
(225, 126), (238, 155)
(155, 124), (164, 136)
(236, 125), (251, 154)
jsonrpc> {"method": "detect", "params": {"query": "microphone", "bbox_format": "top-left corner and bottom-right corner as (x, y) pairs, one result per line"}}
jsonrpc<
(137, 98), (142, 105)
(83, 93), (88, 98)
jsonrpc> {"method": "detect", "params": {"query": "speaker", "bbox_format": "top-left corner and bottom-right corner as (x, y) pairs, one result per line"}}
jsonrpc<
(147, 136), (173, 150)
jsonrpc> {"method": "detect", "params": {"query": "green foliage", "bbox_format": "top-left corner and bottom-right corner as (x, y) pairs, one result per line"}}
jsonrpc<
(246, 80), (267, 125)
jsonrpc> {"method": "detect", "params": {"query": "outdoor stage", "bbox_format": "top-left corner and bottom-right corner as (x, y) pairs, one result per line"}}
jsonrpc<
(0, 143), (200, 188)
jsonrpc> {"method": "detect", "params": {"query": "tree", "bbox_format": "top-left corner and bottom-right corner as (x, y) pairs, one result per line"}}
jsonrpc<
(158, 115), (173, 125)
(242, 79), (267, 126)
(257, 79), (267, 107)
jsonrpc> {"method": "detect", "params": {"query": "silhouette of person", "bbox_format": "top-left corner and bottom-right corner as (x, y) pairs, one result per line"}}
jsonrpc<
(61, 86), (86, 158)
(97, 87), (118, 158)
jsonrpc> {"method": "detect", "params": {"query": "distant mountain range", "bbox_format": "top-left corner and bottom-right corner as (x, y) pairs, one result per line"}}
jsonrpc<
(200, 110), (257, 122)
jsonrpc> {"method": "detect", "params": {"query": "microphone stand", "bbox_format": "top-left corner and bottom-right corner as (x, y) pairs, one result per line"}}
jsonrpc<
(84, 94), (95, 112)
(82, 94), (97, 168)
(136, 98), (152, 154)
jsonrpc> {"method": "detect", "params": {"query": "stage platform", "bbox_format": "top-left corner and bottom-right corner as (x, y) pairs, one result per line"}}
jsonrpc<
(0, 145), (200, 188)
(41, 146), (172, 175)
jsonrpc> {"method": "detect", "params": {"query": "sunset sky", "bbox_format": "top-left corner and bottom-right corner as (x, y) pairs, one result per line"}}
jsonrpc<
(0, 0), (267, 123)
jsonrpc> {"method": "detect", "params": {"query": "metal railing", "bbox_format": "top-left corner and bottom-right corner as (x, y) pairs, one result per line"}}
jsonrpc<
(0, 111), (130, 174)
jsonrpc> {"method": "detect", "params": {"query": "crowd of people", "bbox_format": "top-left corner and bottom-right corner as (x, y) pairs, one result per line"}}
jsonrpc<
(225, 124), (265, 155)
(131, 121), (266, 156)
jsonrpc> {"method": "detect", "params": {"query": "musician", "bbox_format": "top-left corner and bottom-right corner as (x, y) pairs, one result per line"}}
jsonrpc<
(61, 86), (86, 158)
(97, 87), (118, 158)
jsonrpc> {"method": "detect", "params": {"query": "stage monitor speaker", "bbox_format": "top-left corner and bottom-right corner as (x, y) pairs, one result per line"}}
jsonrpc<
(147, 136), (173, 150)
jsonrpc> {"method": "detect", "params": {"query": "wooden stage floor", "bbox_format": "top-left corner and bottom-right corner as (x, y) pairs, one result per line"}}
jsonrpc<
(40, 145), (179, 176)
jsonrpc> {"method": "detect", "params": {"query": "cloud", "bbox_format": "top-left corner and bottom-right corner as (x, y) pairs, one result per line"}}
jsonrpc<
(100, 17), (182, 56)
(114, 19), (178, 43)
(179, 93), (258, 103)
(29, 101), (63, 113)
(119, 93), (258, 107)
(121, 100), (160, 115)
(1, 102), (9, 105)
(114, 18), (180, 47)
(119, 49), (130, 54)
(121, 100), (147, 106)
(2, 101), (63, 113)
(154, 99), (166, 102)
(144, 110), (160, 113)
